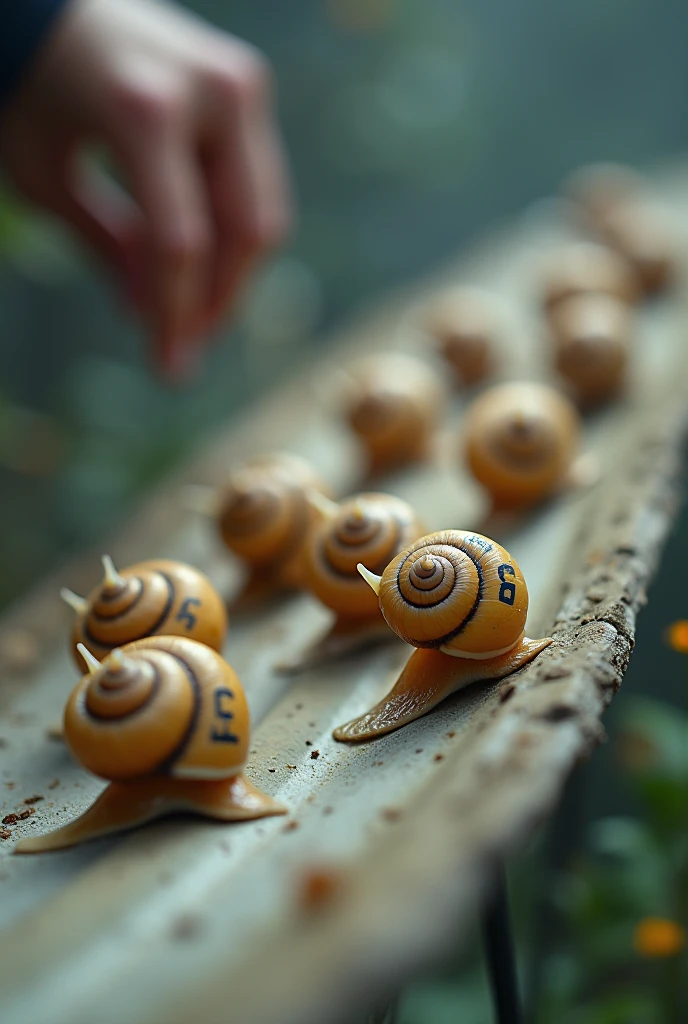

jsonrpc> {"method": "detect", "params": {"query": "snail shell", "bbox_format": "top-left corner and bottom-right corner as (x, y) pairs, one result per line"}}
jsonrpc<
(550, 293), (631, 407)
(463, 382), (580, 508)
(15, 637), (285, 852)
(217, 452), (325, 572)
(64, 558), (227, 670)
(542, 242), (639, 314)
(597, 201), (675, 296)
(563, 163), (647, 223)
(65, 637), (248, 782)
(343, 354), (445, 473)
(423, 287), (495, 387)
(333, 530), (552, 741)
(369, 530), (528, 658)
(303, 492), (425, 619)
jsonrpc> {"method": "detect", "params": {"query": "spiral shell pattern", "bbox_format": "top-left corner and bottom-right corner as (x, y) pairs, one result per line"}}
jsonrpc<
(65, 636), (249, 782)
(464, 382), (579, 508)
(71, 560), (227, 668)
(375, 530), (528, 658)
(217, 453), (325, 567)
(305, 493), (424, 618)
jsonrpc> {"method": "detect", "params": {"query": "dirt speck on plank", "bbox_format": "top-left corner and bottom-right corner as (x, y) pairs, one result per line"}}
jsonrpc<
(23, 795), (43, 804)
(169, 914), (203, 942)
(310, 750), (320, 760)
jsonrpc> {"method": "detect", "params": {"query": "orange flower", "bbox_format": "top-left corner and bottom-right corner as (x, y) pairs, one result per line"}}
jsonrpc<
(666, 620), (688, 653)
(633, 917), (686, 958)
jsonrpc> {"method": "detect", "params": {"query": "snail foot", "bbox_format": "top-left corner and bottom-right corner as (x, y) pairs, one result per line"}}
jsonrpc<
(275, 616), (395, 674)
(333, 635), (552, 742)
(14, 774), (285, 854)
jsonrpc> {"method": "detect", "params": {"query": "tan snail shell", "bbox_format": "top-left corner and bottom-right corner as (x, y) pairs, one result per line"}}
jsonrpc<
(563, 163), (648, 223)
(62, 557), (227, 671)
(550, 293), (632, 407)
(463, 382), (580, 509)
(541, 242), (640, 314)
(216, 452), (327, 586)
(334, 530), (552, 741)
(596, 201), (675, 296)
(563, 164), (675, 296)
(342, 353), (445, 474)
(15, 636), (285, 853)
(423, 286), (496, 387)
(303, 492), (425, 620)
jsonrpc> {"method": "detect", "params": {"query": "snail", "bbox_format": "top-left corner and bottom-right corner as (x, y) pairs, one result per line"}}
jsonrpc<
(596, 201), (675, 297)
(186, 452), (329, 602)
(423, 286), (496, 388)
(62, 556), (227, 672)
(563, 162), (648, 223)
(541, 242), (639, 315)
(15, 636), (285, 853)
(333, 530), (552, 741)
(563, 164), (675, 296)
(549, 293), (632, 408)
(340, 353), (445, 476)
(462, 382), (583, 510)
(278, 491), (425, 670)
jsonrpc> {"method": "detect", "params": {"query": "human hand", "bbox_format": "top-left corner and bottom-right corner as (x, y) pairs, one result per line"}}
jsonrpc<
(0, 0), (291, 380)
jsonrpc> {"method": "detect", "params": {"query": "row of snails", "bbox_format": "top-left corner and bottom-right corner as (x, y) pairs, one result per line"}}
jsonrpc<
(417, 162), (677, 412)
(335, 352), (587, 512)
(18, 523), (551, 854)
(19, 161), (671, 853)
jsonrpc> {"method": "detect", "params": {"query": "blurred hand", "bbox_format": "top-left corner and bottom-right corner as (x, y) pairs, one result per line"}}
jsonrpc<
(0, 0), (291, 379)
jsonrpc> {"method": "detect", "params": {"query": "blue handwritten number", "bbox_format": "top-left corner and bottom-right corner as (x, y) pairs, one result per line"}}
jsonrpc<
(497, 564), (516, 606)
(211, 688), (240, 743)
(176, 597), (202, 630)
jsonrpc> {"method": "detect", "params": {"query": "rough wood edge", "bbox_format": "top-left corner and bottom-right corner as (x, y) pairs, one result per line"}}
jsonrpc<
(151, 398), (686, 1024)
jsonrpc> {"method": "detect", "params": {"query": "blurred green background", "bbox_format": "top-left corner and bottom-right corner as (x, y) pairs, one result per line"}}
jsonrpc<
(2, 2), (688, 1021)
(3, 0), (688, 610)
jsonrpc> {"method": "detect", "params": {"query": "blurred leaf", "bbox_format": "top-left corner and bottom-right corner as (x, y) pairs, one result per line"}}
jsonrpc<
(569, 990), (660, 1024)
(620, 698), (688, 781)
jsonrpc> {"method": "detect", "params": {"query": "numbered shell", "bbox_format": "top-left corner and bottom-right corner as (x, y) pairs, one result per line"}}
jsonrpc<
(70, 560), (227, 670)
(463, 382), (579, 508)
(304, 493), (425, 618)
(424, 286), (495, 387)
(217, 453), (325, 568)
(344, 353), (445, 471)
(375, 530), (527, 658)
(64, 636), (249, 782)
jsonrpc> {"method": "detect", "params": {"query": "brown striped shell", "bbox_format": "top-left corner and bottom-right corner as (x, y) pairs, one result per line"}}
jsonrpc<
(371, 530), (528, 658)
(303, 493), (424, 618)
(217, 453), (325, 568)
(65, 637), (249, 782)
(68, 559), (227, 672)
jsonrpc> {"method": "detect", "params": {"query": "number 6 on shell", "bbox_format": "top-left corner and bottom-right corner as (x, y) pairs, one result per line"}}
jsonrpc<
(15, 637), (285, 853)
(333, 530), (553, 742)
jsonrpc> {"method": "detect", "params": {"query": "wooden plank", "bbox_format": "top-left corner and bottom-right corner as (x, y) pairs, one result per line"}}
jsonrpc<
(0, 170), (686, 1024)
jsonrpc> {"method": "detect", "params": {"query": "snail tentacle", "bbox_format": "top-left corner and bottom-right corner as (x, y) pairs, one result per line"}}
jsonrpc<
(334, 529), (553, 740)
